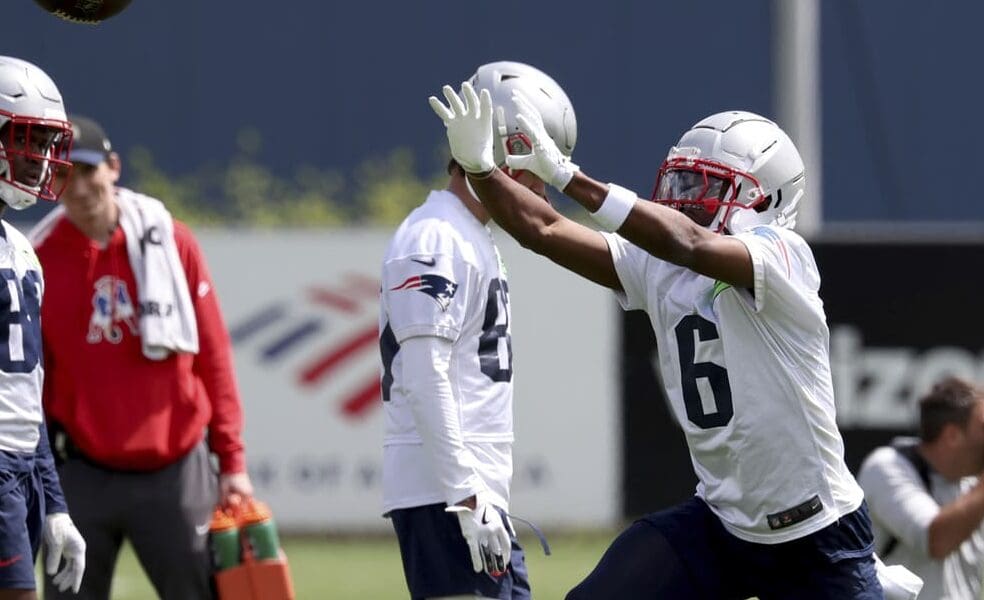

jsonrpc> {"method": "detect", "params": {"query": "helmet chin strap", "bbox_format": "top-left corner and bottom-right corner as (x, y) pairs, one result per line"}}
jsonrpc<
(0, 182), (39, 210)
(464, 175), (482, 204)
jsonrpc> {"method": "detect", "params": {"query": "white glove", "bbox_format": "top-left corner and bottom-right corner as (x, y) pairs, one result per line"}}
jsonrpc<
(44, 513), (86, 594)
(446, 497), (512, 577)
(873, 553), (923, 600)
(429, 82), (496, 175)
(503, 91), (579, 191)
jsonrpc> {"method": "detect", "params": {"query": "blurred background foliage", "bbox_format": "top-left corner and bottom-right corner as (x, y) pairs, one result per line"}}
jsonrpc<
(124, 128), (449, 227)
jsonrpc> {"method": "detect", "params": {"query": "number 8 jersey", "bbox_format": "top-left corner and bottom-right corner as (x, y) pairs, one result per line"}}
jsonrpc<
(0, 222), (45, 454)
(379, 190), (514, 514)
(603, 224), (864, 544)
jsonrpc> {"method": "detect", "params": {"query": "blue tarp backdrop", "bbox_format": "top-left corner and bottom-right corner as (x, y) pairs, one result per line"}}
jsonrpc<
(2, 0), (980, 223)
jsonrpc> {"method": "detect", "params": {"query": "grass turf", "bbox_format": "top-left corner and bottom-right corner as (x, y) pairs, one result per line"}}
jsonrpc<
(98, 531), (616, 599)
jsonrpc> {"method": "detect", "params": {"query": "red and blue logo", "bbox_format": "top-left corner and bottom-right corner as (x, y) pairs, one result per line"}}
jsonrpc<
(390, 274), (458, 311)
(228, 273), (381, 419)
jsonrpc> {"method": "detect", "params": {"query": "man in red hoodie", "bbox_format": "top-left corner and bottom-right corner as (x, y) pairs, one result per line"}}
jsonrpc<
(29, 115), (252, 600)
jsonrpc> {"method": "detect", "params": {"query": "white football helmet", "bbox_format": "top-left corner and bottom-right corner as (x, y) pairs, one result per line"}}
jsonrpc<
(652, 110), (805, 233)
(469, 61), (577, 170)
(0, 56), (73, 210)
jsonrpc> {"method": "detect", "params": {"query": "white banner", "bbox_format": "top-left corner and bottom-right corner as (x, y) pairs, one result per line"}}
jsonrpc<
(199, 228), (618, 531)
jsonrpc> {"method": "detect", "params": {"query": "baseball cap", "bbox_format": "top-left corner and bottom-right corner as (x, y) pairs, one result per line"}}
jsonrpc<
(67, 115), (112, 166)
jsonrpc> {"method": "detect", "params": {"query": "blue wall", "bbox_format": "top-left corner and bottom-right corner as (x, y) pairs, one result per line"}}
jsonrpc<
(822, 1), (984, 222)
(2, 0), (980, 223)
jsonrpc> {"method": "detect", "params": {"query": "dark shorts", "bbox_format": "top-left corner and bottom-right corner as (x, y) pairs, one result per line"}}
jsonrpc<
(390, 503), (531, 600)
(567, 497), (882, 600)
(0, 450), (45, 590)
(45, 439), (218, 600)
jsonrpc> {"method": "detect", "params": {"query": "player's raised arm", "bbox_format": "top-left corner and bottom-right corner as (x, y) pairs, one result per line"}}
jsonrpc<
(564, 171), (755, 289)
(429, 83), (621, 291)
(505, 90), (757, 289)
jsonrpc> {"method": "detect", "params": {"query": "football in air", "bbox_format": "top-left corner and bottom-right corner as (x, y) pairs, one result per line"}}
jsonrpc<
(33, 0), (133, 24)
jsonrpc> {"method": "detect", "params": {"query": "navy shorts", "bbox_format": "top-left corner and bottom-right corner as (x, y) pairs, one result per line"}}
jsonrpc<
(390, 503), (531, 600)
(0, 450), (45, 590)
(567, 497), (882, 600)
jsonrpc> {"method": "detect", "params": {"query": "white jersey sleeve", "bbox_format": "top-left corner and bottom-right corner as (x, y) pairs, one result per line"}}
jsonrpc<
(732, 225), (823, 323)
(600, 232), (649, 311)
(382, 253), (476, 343)
(858, 446), (938, 555)
(400, 334), (486, 505)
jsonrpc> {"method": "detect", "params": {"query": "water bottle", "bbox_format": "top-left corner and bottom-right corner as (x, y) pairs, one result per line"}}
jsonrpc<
(208, 508), (241, 571)
(239, 499), (281, 561)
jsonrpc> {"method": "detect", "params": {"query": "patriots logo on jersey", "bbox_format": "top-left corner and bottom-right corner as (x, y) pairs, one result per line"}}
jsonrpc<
(390, 274), (458, 311)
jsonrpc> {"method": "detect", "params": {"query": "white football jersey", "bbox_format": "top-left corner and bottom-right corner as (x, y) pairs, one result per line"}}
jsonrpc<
(380, 190), (513, 513)
(0, 221), (44, 453)
(604, 224), (863, 543)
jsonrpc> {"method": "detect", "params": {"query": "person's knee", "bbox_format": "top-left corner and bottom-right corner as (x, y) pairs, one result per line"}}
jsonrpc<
(565, 521), (707, 600)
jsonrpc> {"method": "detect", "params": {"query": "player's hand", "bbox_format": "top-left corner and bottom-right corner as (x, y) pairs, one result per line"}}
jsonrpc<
(219, 471), (254, 509)
(446, 496), (512, 577)
(429, 82), (496, 175)
(504, 91), (579, 191)
(44, 512), (86, 594)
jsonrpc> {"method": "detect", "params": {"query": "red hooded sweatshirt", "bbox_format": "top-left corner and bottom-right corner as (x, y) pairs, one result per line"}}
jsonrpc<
(34, 212), (245, 474)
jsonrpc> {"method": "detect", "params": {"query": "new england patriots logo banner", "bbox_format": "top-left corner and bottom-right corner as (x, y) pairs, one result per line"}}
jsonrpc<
(391, 274), (459, 311)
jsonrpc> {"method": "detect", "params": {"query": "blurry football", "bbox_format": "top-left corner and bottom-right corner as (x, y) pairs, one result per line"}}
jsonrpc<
(33, 0), (133, 24)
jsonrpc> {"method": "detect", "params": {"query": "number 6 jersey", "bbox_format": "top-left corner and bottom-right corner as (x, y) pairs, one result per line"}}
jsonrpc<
(0, 222), (44, 454)
(380, 190), (513, 514)
(603, 224), (864, 544)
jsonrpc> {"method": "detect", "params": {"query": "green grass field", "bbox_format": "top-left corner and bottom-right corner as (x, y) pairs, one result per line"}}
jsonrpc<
(100, 531), (616, 599)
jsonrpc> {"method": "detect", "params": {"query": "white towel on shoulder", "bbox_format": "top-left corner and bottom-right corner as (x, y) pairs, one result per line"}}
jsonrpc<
(116, 188), (199, 360)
